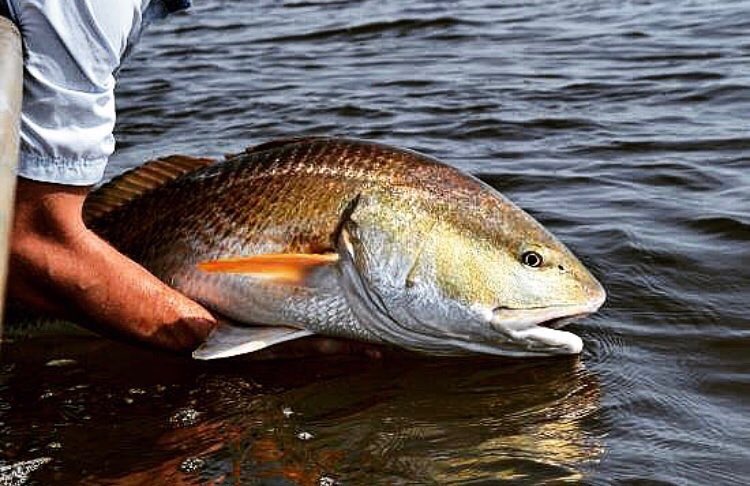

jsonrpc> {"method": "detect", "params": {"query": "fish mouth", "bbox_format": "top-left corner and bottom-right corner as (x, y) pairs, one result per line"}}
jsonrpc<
(488, 298), (604, 355)
(491, 302), (600, 330)
(536, 312), (591, 329)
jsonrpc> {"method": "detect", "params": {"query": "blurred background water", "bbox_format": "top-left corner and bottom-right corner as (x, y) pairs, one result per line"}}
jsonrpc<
(2, 0), (749, 483)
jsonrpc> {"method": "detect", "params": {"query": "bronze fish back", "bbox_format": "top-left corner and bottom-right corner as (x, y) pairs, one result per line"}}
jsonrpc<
(89, 137), (544, 281)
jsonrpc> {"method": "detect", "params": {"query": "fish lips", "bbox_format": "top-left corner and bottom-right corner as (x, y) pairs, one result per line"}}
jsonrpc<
(491, 300), (603, 330)
(488, 298), (605, 355)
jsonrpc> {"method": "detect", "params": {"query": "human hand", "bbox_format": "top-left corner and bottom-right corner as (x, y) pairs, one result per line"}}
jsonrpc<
(8, 178), (217, 352)
(243, 336), (385, 360)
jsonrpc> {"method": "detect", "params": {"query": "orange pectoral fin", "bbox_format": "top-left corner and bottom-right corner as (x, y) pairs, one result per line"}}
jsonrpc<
(197, 253), (339, 285)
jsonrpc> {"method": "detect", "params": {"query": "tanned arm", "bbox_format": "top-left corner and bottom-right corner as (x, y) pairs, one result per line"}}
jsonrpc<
(8, 178), (217, 351)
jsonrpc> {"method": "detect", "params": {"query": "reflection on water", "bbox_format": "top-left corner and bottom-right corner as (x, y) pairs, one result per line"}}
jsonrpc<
(0, 335), (601, 484)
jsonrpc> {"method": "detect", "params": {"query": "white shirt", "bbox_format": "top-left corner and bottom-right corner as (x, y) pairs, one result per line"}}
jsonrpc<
(5, 0), (178, 185)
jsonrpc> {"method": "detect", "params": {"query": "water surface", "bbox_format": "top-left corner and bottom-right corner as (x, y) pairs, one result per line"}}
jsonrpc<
(2, 0), (749, 483)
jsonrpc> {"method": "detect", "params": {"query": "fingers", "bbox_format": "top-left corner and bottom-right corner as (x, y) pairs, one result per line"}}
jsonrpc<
(141, 291), (219, 352)
(245, 336), (384, 361)
(305, 337), (384, 359)
(146, 315), (218, 353)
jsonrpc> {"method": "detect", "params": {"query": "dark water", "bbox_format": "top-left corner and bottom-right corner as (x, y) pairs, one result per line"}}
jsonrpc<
(3, 0), (750, 483)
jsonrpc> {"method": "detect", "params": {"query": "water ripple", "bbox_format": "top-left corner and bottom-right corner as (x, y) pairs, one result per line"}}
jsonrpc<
(258, 16), (477, 43)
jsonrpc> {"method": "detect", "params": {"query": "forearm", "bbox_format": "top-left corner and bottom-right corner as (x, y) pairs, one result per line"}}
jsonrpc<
(8, 178), (216, 351)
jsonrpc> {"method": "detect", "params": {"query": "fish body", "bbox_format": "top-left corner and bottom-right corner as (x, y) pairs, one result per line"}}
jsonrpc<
(87, 137), (605, 359)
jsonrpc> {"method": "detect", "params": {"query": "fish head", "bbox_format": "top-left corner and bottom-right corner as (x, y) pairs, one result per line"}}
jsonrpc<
(338, 189), (606, 357)
(467, 208), (607, 355)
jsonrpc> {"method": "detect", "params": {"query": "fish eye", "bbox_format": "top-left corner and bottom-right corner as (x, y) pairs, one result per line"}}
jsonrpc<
(521, 251), (543, 268)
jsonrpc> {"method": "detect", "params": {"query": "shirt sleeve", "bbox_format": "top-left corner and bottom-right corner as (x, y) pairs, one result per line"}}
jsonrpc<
(12, 0), (145, 185)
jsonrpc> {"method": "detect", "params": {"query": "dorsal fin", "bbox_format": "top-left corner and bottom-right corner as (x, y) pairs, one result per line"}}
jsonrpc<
(225, 136), (333, 160)
(83, 155), (216, 224)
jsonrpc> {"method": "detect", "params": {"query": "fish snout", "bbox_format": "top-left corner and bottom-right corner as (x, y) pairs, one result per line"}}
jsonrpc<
(584, 277), (607, 313)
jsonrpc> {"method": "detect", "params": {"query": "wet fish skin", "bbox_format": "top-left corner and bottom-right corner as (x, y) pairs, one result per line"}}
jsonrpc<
(88, 137), (605, 358)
